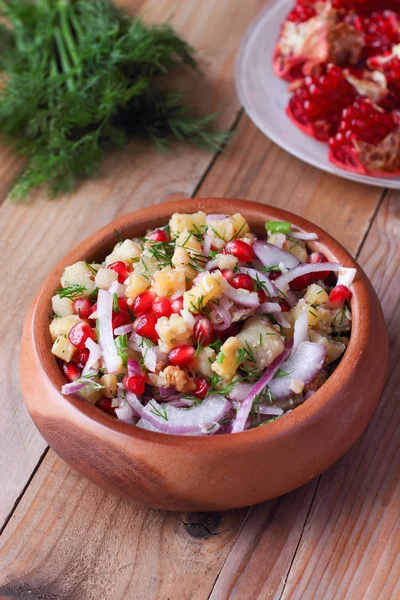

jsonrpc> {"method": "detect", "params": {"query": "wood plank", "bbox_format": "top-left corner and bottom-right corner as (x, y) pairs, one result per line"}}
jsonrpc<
(278, 192), (400, 600)
(0, 0), (268, 529)
(0, 452), (245, 600)
(198, 114), (381, 256)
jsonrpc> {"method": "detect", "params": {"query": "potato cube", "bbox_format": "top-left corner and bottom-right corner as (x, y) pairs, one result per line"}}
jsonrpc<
(111, 239), (142, 263)
(169, 211), (207, 236)
(79, 382), (103, 405)
(51, 295), (74, 317)
(49, 315), (80, 341)
(155, 314), (193, 352)
(309, 330), (346, 364)
(283, 239), (308, 263)
(237, 316), (284, 370)
(60, 261), (96, 297)
(51, 335), (76, 362)
(211, 337), (242, 381)
(100, 374), (118, 398)
(190, 347), (216, 379)
(95, 267), (118, 290)
(183, 272), (223, 313)
(152, 267), (186, 299)
(125, 273), (149, 300)
(304, 283), (329, 306)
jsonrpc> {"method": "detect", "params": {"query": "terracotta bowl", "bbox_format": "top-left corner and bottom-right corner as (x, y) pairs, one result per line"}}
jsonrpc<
(20, 198), (388, 511)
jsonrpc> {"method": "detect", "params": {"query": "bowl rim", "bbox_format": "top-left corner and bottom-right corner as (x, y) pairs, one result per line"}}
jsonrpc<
(26, 197), (370, 450)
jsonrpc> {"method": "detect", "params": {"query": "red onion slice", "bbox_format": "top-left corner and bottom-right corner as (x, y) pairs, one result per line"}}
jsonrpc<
(232, 401), (284, 416)
(127, 358), (142, 377)
(82, 338), (103, 376)
(258, 302), (281, 314)
(115, 401), (136, 423)
(291, 311), (309, 357)
(238, 267), (278, 298)
(289, 231), (318, 241)
(285, 289), (299, 307)
(61, 381), (87, 395)
(108, 280), (127, 298)
(273, 233), (286, 248)
(268, 342), (326, 400)
(253, 240), (300, 269)
(205, 259), (218, 271)
(206, 214), (227, 223)
(97, 289), (123, 374)
(228, 382), (254, 401)
(275, 263), (342, 293)
(127, 393), (231, 435)
(337, 267), (356, 288)
(273, 312), (291, 329)
(219, 276), (260, 308)
(210, 304), (232, 331)
(203, 234), (213, 256)
(114, 323), (134, 336)
(232, 343), (292, 433)
(143, 346), (166, 372)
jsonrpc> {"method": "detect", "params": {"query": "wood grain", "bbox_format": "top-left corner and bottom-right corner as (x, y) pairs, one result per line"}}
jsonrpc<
(279, 192), (400, 600)
(0, 0), (269, 528)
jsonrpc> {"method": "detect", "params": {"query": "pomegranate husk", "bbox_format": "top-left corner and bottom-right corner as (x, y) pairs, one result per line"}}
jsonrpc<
(329, 126), (400, 176)
(273, 4), (364, 82)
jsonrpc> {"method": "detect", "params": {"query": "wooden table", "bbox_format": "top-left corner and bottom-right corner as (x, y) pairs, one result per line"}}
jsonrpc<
(0, 1), (399, 598)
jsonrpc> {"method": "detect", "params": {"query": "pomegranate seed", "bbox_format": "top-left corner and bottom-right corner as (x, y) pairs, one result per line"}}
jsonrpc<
(193, 317), (214, 347)
(96, 397), (116, 416)
(194, 377), (210, 399)
(77, 348), (90, 367)
(153, 296), (172, 318)
(258, 289), (268, 303)
(89, 303), (97, 318)
(167, 344), (195, 367)
(215, 322), (239, 341)
(61, 362), (81, 381)
(68, 322), (95, 350)
(134, 314), (159, 342)
(112, 310), (132, 329)
(289, 273), (313, 290)
(132, 291), (155, 316)
(108, 261), (132, 284)
(73, 298), (92, 319)
(148, 229), (169, 242)
(269, 270), (281, 281)
(224, 240), (254, 262)
(117, 298), (128, 311)
(123, 374), (146, 395)
(287, 65), (356, 141)
(360, 10), (400, 59)
(329, 284), (352, 307)
(231, 273), (254, 291)
(171, 296), (184, 314)
(220, 268), (234, 283)
(287, 0), (317, 24)
(280, 300), (291, 312)
(308, 251), (330, 281)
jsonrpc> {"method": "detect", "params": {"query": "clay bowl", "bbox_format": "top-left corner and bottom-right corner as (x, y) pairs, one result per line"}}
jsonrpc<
(20, 198), (388, 511)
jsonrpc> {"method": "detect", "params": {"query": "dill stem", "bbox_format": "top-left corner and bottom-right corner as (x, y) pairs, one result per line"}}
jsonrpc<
(58, 2), (81, 75)
(54, 27), (75, 92)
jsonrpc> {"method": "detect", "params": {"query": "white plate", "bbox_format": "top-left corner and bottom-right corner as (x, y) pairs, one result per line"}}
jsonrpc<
(235, 0), (400, 189)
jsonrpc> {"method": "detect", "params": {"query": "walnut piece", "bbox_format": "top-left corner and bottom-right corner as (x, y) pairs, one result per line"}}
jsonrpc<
(163, 366), (196, 393)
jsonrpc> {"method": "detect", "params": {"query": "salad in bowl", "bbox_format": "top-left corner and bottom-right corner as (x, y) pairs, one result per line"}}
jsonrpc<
(50, 211), (355, 436)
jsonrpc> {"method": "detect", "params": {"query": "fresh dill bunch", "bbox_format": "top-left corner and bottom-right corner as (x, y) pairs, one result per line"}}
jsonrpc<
(0, 0), (230, 200)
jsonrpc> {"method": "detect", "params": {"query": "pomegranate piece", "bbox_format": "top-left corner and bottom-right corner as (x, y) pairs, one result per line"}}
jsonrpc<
(112, 310), (132, 330)
(329, 284), (352, 307)
(274, 2), (364, 82)
(108, 261), (132, 284)
(231, 273), (254, 291)
(220, 268), (234, 283)
(134, 314), (159, 342)
(193, 317), (214, 347)
(132, 291), (155, 316)
(258, 289), (268, 303)
(279, 299), (291, 312)
(77, 348), (90, 367)
(96, 397), (116, 417)
(368, 45), (400, 98)
(152, 296), (172, 318)
(73, 297), (92, 320)
(215, 322), (240, 341)
(224, 240), (254, 262)
(68, 322), (95, 350)
(148, 229), (169, 242)
(329, 98), (400, 175)
(359, 10), (400, 60)
(167, 345), (196, 368)
(309, 251), (330, 280)
(171, 296), (184, 314)
(61, 361), (81, 382)
(287, 65), (356, 141)
(123, 374), (146, 395)
(194, 377), (211, 399)
(289, 273), (313, 290)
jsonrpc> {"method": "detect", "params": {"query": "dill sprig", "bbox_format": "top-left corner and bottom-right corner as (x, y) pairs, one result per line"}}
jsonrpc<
(56, 282), (86, 299)
(0, 0), (230, 200)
